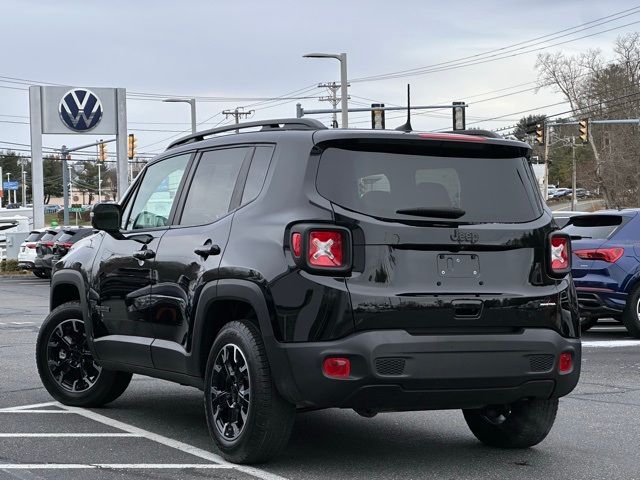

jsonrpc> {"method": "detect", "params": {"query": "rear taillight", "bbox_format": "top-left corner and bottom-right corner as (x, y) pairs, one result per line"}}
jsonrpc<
(58, 242), (73, 248)
(549, 233), (571, 276)
(558, 352), (573, 374)
(574, 247), (624, 263)
(26, 243), (36, 249)
(322, 357), (351, 378)
(289, 225), (351, 274)
(309, 231), (343, 267)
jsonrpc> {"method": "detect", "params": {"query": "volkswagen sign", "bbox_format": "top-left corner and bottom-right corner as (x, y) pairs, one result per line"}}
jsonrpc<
(58, 88), (103, 132)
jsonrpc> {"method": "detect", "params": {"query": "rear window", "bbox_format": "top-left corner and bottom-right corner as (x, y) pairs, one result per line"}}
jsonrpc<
(562, 215), (624, 239)
(39, 231), (57, 242)
(56, 232), (77, 243)
(316, 148), (541, 223)
(26, 231), (44, 242)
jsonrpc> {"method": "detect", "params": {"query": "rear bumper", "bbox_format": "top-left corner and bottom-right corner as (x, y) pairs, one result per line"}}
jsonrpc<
(273, 328), (580, 411)
(576, 288), (626, 317)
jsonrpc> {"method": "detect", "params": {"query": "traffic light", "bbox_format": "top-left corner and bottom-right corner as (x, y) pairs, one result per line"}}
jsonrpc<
(98, 140), (107, 162)
(535, 123), (545, 145)
(128, 134), (137, 159)
(578, 119), (589, 144)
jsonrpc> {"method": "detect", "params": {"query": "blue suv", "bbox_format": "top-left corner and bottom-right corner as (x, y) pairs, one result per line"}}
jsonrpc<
(564, 209), (640, 337)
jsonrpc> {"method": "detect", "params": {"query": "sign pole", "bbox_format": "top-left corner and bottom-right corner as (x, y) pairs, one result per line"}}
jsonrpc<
(115, 88), (128, 200)
(29, 86), (45, 229)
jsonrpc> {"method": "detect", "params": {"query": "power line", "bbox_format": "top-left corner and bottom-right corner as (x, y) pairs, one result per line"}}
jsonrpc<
(351, 6), (640, 83)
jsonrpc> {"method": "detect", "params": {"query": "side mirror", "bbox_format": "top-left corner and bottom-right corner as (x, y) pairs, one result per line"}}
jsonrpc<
(91, 203), (121, 232)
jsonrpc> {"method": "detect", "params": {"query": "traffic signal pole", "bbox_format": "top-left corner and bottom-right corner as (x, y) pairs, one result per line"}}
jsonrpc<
(543, 122), (550, 200)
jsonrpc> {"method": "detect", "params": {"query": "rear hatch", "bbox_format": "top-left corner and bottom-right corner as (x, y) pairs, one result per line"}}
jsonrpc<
(314, 133), (560, 333)
(562, 213), (631, 282)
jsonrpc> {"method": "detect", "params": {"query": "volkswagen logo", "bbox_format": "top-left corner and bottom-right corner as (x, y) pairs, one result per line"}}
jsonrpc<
(58, 88), (103, 132)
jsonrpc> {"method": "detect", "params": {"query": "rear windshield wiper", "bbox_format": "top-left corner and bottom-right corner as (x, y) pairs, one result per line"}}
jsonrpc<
(396, 207), (465, 219)
(569, 235), (592, 240)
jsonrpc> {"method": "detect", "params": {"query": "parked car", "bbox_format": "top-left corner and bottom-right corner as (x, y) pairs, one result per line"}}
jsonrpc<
(553, 188), (571, 198)
(575, 188), (591, 198)
(552, 210), (586, 229)
(50, 228), (96, 266)
(44, 205), (62, 214)
(5, 203), (21, 209)
(34, 228), (62, 278)
(18, 229), (48, 277)
(563, 210), (640, 336)
(37, 119), (580, 464)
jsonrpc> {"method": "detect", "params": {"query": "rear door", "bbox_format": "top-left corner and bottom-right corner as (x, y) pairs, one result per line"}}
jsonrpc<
(149, 146), (256, 372)
(315, 141), (550, 332)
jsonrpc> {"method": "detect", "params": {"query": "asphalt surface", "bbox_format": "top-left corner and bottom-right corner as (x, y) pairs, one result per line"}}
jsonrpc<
(1, 275), (639, 480)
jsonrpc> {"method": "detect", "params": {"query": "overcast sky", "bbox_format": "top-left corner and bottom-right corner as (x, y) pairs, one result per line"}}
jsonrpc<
(1, 0), (639, 158)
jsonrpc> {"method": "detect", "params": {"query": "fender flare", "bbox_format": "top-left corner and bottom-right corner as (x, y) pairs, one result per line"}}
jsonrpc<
(50, 269), (88, 321)
(191, 279), (300, 403)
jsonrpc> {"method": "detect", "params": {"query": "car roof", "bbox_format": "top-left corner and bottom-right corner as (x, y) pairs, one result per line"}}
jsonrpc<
(158, 118), (530, 163)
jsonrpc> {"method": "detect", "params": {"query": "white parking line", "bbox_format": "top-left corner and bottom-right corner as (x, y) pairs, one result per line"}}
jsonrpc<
(0, 464), (232, 470)
(63, 404), (289, 480)
(0, 433), (141, 437)
(0, 401), (290, 480)
(582, 340), (640, 348)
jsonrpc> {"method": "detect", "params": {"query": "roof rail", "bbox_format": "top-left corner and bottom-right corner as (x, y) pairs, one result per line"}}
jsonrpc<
(166, 118), (327, 150)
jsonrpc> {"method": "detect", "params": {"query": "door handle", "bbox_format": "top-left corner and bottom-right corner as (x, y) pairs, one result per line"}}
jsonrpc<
(194, 243), (221, 258)
(133, 249), (156, 260)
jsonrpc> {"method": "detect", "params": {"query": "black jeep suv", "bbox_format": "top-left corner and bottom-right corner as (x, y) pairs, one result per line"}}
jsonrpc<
(36, 119), (581, 464)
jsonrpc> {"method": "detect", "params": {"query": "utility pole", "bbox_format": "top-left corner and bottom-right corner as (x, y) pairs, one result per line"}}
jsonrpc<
(571, 137), (577, 212)
(61, 146), (70, 226)
(318, 82), (350, 128)
(97, 163), (102, 204)
(542, 123), (550, 200)
(223, 108), (254, 133)
(18, 158), (29, 207)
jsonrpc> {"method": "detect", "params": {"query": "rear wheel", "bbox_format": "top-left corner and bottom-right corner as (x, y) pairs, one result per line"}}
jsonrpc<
(33, 269), (47, 279)
(204, 320), (295, 464)
(463, 398), (558, 448)
(621, 286), (640, 338)
(36, 302), (132, 407)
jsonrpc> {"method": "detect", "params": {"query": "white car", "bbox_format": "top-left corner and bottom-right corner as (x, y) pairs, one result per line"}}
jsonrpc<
(18, 229), (47, 277)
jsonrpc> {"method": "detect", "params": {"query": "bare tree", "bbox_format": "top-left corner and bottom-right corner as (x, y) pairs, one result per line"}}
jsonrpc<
(536, 33), (640, 207)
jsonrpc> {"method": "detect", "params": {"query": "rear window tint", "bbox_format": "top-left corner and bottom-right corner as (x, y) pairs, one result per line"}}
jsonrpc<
(562, 215), (623, 239)
(26, 232), (44, 242)
(39, 232), (57, 242)
(316, 148), (541, 223)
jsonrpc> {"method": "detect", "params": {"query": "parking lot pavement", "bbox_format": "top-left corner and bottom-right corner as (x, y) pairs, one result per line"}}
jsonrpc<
(1, 276), (640, 480)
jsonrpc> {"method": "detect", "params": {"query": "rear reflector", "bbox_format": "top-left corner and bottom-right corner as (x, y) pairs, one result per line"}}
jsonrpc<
(308, 230), (344, 267)
(558, 352), (573, 374)
(322, 357), (351, 378)
(574, 247), (624, 263)
(550, 234), (571, 275)
(291, 233), (302, 258)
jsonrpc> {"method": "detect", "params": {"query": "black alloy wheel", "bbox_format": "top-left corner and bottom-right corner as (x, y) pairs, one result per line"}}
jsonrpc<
(210, 343), (251, 441)
(46, 318), (102, 393)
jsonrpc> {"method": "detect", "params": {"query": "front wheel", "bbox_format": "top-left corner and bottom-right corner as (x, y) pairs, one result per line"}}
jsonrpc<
(33, 269), (48, 279)
(36, 302), (132, 407)
(463, 398), (558, 448)
(204, 321), (295, 464)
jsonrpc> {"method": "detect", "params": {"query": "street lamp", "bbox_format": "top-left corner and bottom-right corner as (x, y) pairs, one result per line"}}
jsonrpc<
(303, 52), (349, 128)
(163, 98), (197, 133)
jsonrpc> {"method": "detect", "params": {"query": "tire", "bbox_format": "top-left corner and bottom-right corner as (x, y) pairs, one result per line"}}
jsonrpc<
(621, 286), (640, 338)
(204, 320), (295, 464)
(463, 398), (559, 448)
(33, 269), (47, 279)
(36, 302), (132, 407)
(580, 316), (598, 332)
